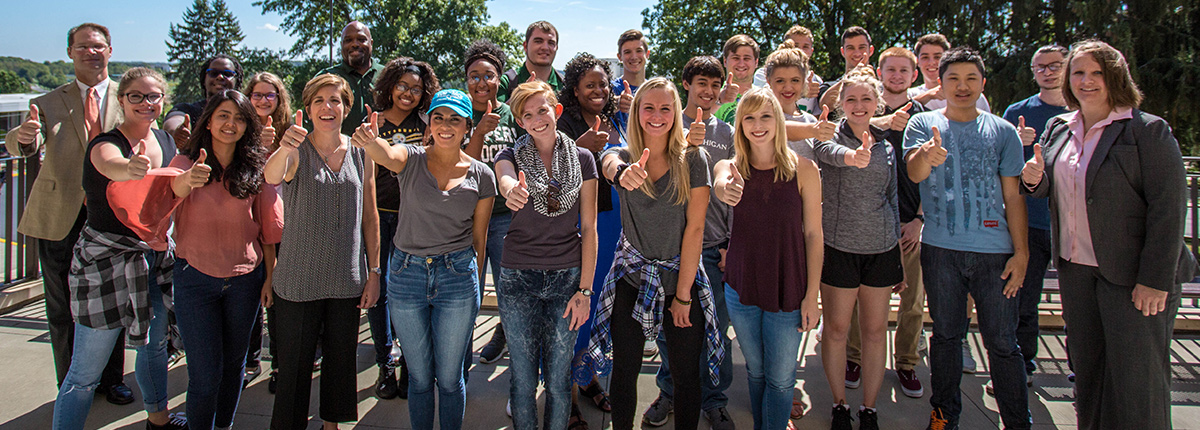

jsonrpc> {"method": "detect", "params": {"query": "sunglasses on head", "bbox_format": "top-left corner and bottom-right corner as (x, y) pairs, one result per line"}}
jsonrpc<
(546, 178), (562, 212)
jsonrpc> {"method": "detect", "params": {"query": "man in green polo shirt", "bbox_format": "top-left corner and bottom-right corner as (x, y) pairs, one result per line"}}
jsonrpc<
(317, 21), (385, 136)
(497, 20), (565, 103)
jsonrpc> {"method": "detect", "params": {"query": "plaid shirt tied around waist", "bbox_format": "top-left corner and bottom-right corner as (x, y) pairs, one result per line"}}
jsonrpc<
(582, 234), (725, 386)
(68, 224), (174, 347)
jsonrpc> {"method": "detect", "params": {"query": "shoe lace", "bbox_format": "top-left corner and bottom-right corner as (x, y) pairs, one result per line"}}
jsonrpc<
(929, 409), (949, 430)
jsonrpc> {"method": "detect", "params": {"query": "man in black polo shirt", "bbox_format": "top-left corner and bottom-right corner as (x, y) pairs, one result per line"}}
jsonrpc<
(318, 21), (385, 136)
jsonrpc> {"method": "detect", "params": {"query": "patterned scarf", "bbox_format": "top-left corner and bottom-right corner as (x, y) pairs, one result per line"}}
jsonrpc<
(513, 131), (582, 217)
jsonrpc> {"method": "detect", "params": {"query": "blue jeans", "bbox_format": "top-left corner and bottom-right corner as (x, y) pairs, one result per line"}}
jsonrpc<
(922, 244), (1030, 429)
(1018, 228), (1051, 374)
(54, 251), (170, 430)
(655, 246), (732, 410)
(724, 284), (802, 430)
(389, 247), (481, 430)
(368, 211), (398, 368)
(497, 267), (581, 430)
(173, 259), (265, 430)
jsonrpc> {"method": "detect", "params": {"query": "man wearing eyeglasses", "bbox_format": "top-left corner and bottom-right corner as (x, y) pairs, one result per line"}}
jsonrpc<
(164, 54), (244, 150)
(993, 44), (1071, 395)
(5, 22), (135, 406)
(318, 21), (384, 136)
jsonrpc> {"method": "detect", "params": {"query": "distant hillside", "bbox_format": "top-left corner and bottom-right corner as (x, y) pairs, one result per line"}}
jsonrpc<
(0, 57), (170, 92)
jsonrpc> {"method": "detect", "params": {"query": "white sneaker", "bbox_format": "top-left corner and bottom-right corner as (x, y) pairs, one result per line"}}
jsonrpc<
(918, 330), (928, 352)
(962, 338), (977, 374)
(643, 340), (659, 357)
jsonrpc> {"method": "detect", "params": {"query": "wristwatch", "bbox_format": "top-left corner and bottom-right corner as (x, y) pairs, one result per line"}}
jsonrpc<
(370, 267), (383, 275)
(577, 288), (593, 297)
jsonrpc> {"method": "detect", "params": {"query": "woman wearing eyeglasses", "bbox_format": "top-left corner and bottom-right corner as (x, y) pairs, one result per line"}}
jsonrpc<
(352, 88), (495, 430)
(244, 72), (293, 151)
(360, 57), (441, 399)
(53, 67), (187, 430)
(493, 81), (599, 430)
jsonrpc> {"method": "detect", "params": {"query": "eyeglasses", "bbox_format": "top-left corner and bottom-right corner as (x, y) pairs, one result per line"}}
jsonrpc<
(250, 92), (278, 102)
(394, 84), (422, 95)
(546, 178), (562, 212)
(123, 92), (164, 104)
(71, 44), (109, 53)
(468, 74), (497, 85)
(206, 69), (238, 79)
(1031, 63), (1063, 74)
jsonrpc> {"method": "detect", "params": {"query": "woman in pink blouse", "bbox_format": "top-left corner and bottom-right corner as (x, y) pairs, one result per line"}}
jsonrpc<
(1022, 40), (1196, 430)
(169, 90), (283, 430)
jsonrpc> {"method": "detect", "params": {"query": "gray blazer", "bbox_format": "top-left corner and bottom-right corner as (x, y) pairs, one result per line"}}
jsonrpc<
(1027, 109), (1197, 291)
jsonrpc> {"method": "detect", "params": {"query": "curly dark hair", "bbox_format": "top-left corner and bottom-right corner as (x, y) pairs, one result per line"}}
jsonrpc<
(186, 90), (266, 199)
(373, 58), (439, 114)
(559, 52), (617, 123)
(463, 39), (506, 75)
(199, 54), (244, 97)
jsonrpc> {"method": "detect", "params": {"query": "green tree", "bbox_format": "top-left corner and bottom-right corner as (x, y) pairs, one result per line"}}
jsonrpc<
(166, 0), (246, 103)
(254, 0), (522, 84)
(0, 69), (29, 93)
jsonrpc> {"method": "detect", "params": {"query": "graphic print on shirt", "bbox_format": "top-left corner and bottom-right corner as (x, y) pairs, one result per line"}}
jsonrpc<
(480, 124), (518, 164)
(928, 123), (1005, 237)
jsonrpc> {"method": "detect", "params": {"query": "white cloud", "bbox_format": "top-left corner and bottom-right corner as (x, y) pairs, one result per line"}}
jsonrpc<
(258, 23), (279, 31)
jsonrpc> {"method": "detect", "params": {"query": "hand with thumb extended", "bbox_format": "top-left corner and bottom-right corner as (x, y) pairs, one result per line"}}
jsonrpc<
(506, 171), (530, 211)
(526, 70), (538, 83)
(127, 139), (152, 179)
(280, 110), (308, 152)
(618, 80), (634, 113)
(261, 124), (276, 147)
(922, 126), (947, 167)
(815, 105), (836, 141)
(804, 72), (821, 98)
(174, 115), (193, 149)
(889, 102), (913, 131)
(719, 72), (740, 104)
(352, 109), (381, 148)
(686, 106), (706, 147)
(847, 130), (873, 169)
(1016, 115), (1036, 147)
(16, 103), (42, 145)
(1022, 143), (1044, 185)
(721, 163), (745, 206)
(577, 115), (606, 152)
(474, 100), (501, 140)
(184, 148), (211, 188)
(619, 148), (650, 191)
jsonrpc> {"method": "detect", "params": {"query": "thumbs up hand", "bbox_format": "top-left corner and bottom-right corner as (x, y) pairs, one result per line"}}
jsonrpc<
(719, 72), (740, 104)
(846, 130), (873, 169)
(526, 70), (538, 83)
(804, 72), (821, 98)
(888, 102), (913, 131)
(173, 115), (193, 150)
(1022, 143), (1045, 186)
(182, 148), (211, 188)
(127, 139), (152, 179)
(506, 171), (530, 211)
(618, 148), (651, 191)
(1017, 115), (1036, 147)
(577, 116), (608, 152)
(921, 126), (947, 167)
(16, 104), (42, 145)
(686, 107), (706, 147)
(280, 110), (308, 152)
(618, 80), (634, 114)
(352, 108), (381, 148)
(261, 123), (276, 148)
(720, 163), (745, 206)
(815, 106), (836, 141)
(473, 100), (501, 141)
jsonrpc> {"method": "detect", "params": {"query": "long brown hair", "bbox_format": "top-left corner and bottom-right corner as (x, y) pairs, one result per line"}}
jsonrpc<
(625, 77), (696, 205)
(243, 72), (292, 150)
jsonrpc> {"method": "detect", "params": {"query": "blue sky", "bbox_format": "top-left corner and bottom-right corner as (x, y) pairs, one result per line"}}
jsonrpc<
(0, 0), (655, 69)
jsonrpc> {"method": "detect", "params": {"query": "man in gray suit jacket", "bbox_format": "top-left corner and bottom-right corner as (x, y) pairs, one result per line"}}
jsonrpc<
(5, 22), (132, 405)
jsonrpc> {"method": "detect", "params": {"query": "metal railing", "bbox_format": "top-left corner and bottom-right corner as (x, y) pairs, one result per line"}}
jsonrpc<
(0, 138), (39, 289)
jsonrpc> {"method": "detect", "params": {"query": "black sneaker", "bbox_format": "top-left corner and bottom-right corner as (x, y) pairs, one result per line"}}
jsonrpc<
(858, 408), (879, 430)
(146, 412), (187, 430)
(396, 358), (409, 400)
(375, 365), (399, 399)
(831, 404), (853, 430)
(267, 370), (278, 394)
(479, 323), (507, 363)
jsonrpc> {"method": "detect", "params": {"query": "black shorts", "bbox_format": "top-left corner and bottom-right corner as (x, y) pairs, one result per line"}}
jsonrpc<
(821, 244), (903, 288)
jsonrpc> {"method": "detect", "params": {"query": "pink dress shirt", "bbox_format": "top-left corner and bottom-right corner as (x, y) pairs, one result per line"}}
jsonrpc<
(1052, 107), (1133, 267)
(169, 155), (285, 278)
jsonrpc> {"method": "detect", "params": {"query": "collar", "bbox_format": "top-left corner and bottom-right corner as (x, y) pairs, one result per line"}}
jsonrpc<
(1065, 107), (1133, 137)
(77, 78), (111, 96)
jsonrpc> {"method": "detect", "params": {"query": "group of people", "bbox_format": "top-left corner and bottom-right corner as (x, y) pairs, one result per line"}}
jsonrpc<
(7, 16), (1191, 430)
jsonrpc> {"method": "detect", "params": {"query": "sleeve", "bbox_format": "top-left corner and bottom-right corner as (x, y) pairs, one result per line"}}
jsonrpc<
(256, 184), (285, 245)
(1135, 116), (1188, 290)
(996, 120), (1024, 177)
(397, 144), (423, 181)
(601, 146), (629, 164)
(167, 155), (192, 169)
(688, 149), (712, 188)
(903, 114), (931, 158)
(494, 147), (516, 166)
(497, 73), (513, 103)
(579, 148), (598, 180)
(978, 96), (992, 114)
(812, 138), (851, 167)
(477, 162), (498, 199)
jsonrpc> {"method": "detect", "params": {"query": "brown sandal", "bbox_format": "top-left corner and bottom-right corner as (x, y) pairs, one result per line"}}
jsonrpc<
(580, 381), (612, 412)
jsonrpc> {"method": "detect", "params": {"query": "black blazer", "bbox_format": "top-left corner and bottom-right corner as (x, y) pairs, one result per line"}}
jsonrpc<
(1026, 109), (1196, 291)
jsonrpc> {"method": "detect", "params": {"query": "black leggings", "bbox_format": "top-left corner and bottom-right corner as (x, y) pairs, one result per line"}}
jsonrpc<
(609, 278), (705, 430)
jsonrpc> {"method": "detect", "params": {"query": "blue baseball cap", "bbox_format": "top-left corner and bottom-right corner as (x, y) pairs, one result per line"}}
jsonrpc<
(426, 89), (474, 121)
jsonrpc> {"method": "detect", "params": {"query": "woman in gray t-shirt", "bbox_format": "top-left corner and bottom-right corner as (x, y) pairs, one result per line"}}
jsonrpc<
(351, 89), (495, 430)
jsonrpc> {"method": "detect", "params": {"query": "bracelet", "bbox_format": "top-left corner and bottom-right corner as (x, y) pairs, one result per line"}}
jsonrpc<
(613, 163), (631, 182)
(674, 297), (692, 306)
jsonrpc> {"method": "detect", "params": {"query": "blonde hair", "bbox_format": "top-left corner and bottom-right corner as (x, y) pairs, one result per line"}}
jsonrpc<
(626, 77), (695, 205)
(301, 74), (354, 115)
(732, 87), (796, 183)
(838, 70), (885, 117)
(117, 67), (169, 105)
(243, 72), (293, 150)
(509, 81), (558, 118)
(784, 26), (812, 40)
(764, 45), (810, 80)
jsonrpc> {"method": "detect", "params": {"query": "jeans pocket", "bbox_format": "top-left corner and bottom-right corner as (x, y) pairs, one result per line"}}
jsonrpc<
(447, 251), (477, 277)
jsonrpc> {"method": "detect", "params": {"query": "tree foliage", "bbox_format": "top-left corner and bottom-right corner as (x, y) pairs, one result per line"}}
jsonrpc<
(0, 69), (29, 93)
(253, 0), (522, 84)
(166, 0), (246, 103)
(643, 0), (1199, 152)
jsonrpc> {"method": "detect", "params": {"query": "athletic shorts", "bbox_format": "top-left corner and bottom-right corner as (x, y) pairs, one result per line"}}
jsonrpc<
(821, 244), (903, 288)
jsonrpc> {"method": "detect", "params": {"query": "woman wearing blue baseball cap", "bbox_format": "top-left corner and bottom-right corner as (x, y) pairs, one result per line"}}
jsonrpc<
(351, 88), (497, 430)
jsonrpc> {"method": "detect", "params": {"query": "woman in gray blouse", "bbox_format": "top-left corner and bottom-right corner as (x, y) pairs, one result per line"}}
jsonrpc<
(263, 73), (381, 430)
(351, 88), (496, 430)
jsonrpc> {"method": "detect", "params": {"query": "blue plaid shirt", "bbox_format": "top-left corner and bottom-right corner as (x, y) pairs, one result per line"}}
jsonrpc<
(581, 235), (725, 386)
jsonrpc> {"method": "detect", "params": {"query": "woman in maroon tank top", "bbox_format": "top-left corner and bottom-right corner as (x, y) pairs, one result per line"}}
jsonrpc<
(713, 87), (823, 430)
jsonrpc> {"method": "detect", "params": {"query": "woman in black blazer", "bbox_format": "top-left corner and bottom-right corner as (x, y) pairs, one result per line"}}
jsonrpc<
(1022, 40), (1195, 430)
